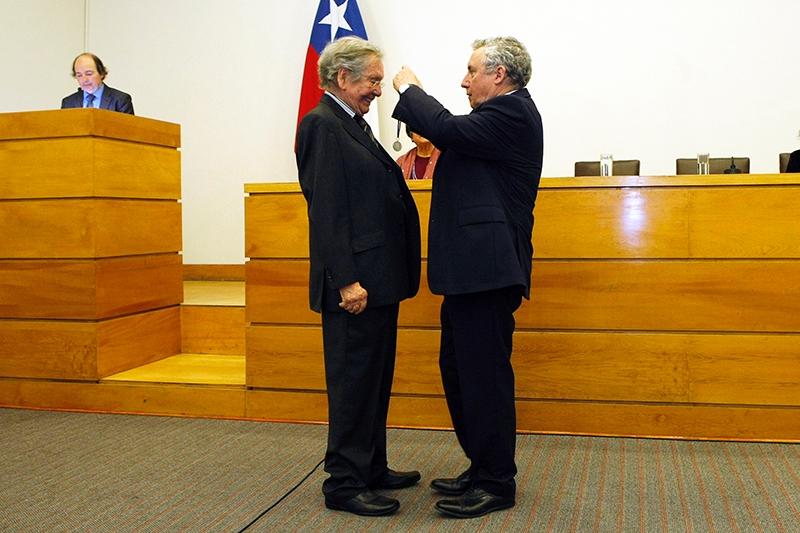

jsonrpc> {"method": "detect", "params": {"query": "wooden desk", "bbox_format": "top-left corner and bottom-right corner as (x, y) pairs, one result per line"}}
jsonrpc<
(244, 175), (800, 441)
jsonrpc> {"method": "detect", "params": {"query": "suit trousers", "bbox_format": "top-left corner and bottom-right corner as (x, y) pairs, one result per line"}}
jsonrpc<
(439, 286), (522, 498)
(320, 303), (400, 499)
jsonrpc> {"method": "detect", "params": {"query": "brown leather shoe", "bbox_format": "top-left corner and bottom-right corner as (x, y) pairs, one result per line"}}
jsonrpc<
(325, 490), (400, 516)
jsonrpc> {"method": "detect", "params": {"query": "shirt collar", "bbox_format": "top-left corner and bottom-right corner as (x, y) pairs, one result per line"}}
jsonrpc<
(325, 90), (356, 118)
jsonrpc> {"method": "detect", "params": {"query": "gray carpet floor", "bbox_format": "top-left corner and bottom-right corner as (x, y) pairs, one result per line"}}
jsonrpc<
(1, 407), (799, 532)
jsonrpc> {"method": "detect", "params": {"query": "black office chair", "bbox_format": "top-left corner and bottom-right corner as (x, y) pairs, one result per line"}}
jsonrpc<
(574, 159), (641, 176)
(675, 157), (750, 175)
(779, 153), (790, 173)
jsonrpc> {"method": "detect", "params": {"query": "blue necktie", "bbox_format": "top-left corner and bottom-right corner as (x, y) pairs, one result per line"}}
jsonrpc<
(85, 93), (95, 108)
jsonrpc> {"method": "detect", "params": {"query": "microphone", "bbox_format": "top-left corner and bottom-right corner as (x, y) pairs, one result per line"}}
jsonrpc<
(392, 120), (402, 152)
(723, 156), (742, 174)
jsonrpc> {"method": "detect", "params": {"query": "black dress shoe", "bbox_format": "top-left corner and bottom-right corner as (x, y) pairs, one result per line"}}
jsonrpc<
(430, 470), (472, 496)
(435, 487), (515, 518)
(371, 468), (421, 490)
(325, 490), (400, 516)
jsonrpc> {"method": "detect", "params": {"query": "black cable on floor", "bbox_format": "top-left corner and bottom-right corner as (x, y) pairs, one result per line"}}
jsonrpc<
(236, 457), (325, 532)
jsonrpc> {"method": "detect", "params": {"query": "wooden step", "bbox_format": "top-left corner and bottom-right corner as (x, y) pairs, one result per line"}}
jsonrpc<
(0, 307), (181, 380)
(181, 281), (245, 355)
(102, 353), (245, 386)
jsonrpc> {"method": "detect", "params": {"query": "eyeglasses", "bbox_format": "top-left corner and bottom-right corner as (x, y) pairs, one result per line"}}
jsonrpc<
(365, 78), (385, 89)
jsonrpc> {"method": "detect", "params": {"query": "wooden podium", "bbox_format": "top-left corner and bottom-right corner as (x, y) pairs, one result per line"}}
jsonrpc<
(0, 109), (182, 381)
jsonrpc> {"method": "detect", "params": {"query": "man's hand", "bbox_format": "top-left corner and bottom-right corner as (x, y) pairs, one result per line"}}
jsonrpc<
(393, 66), (422, 92)
(339, 281), (368, 314)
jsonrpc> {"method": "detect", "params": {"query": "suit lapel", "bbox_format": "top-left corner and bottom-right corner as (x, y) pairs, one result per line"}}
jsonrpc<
(69, 89), (83, 108)
(321, 95), (394, 165)
(100, 86), (113, 110)
(100, 85), (119, 110)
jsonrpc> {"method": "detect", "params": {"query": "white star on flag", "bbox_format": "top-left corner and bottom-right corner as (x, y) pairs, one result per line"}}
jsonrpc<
(318, 0), (353, 42)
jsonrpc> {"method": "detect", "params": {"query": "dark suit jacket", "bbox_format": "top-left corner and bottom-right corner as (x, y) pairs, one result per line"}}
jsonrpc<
(296, 95), (421, 313)
(788, 150), (800, 173)
(393, 86), (543, 298)
(61, 84), (135, 115)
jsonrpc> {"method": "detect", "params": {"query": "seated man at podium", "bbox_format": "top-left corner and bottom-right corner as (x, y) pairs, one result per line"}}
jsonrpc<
(61, 53), (134, 115)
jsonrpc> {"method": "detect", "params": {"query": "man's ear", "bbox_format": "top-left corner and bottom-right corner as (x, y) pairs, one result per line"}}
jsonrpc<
(494, 65), (508, 85)
(337, 68), (349, 88)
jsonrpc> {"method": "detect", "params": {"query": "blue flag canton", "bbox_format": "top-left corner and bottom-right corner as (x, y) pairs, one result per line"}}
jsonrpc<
(309, 0), (368, 54)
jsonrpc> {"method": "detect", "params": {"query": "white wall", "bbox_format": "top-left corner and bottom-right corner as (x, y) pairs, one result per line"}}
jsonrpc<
(0, 0), (85, 110)
(84, 0), (319, 265)
(2, 0), (799, 264)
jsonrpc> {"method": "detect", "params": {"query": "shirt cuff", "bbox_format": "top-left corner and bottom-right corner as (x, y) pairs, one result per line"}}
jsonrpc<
(398, 83), (410, 94)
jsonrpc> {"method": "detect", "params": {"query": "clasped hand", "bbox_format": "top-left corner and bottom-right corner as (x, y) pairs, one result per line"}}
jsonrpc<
(339, 281), (368, 314)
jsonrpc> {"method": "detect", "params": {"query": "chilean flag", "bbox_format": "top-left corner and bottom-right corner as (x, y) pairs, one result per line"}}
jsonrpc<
(297, 0), (369, 128)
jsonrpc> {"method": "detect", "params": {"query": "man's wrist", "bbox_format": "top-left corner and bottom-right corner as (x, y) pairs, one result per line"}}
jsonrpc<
(398, 83), (410, 94)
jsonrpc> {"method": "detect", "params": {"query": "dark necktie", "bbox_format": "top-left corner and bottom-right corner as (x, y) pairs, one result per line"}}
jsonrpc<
(354, 115), (379, 148)
(85, 93), (95, 108)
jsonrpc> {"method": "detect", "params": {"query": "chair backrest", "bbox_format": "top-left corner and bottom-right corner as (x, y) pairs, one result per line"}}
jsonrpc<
(676, 157), (750, 175)
(779, 153), (790, 173)
(574, 159), (641, 177)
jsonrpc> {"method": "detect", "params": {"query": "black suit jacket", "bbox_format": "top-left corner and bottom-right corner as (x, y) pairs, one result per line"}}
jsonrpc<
(393, 86), (543, 298)
(296, 95), (421, 312)
(61, 84), (135, 115)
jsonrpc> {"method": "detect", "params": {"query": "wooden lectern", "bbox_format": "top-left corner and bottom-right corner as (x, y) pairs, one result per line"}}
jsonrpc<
(0, 109), (182, 380)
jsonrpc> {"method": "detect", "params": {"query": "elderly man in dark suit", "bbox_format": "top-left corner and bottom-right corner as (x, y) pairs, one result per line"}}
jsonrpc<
(61, 53), (134, 114)
(392, 36), (544, 519)
(295, 36), (422, 517)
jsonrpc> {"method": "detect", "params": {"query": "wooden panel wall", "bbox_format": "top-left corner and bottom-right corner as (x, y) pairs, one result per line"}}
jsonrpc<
(0, 307), (181, 380)
(0, 137), (180, 199)
(247, 259), (800, 332)
(0, 378), (245, 419)
(244, 176), (800, 441)
(0, 254), (182, 319)
(0, 199), (181, 258)
(0, 110), (182, 381)
(181, 306), (246, 355)
(247, 181), (800, 260)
